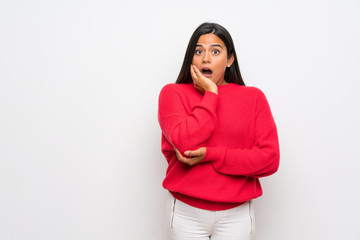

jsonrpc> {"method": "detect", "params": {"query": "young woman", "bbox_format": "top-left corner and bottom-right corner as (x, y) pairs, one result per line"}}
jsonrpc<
(158, 22), (280, 240)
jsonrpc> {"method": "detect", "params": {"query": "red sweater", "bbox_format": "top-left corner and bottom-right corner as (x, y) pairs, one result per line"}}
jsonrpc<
(158, 83), (280, 210)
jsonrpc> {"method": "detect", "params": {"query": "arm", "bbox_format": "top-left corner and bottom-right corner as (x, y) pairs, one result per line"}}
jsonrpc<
(202, 90), (280, 178)
(158, 84), (219, 155)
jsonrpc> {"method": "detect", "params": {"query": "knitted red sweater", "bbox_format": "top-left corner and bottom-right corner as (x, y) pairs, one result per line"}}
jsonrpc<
(158, 83), (279, 210)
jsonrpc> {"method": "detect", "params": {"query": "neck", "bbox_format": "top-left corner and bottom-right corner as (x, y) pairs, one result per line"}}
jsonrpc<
(217, 79), (228, 86)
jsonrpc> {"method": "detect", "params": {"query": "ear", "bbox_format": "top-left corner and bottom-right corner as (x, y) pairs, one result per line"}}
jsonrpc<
(227, 53), (234, 67)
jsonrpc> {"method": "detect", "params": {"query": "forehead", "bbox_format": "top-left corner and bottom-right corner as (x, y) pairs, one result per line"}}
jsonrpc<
(196, 33), (226, 47)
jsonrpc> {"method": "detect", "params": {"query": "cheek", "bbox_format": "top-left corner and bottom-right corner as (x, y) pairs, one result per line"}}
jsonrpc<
(214, 60), (228, 73)
(192, 59), (202, 68)
(192, 57), (199, 65)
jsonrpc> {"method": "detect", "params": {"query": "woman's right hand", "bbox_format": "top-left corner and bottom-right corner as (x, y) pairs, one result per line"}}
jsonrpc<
(190, 65), (218, 94)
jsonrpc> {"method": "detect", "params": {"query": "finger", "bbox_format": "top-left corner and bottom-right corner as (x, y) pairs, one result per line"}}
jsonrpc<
(174, 148), (192, 163)
(184, 150), (197, 157)
(186, 156), (202, 166)
(179, 155), (192, 165)
(175, 148), (190, 159)
(190, 65), (198, 81)
(192, 65), (202, 77)
(184, 148), (203, 157)
(193, 65), (204, 80)
(194, 65), (209, 82)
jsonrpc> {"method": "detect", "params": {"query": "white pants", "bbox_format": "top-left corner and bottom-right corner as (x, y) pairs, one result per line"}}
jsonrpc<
(167, 194), (255, 240)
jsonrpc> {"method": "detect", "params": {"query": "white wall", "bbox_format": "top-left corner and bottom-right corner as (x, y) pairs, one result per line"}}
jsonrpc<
(1, 0), (359, 239)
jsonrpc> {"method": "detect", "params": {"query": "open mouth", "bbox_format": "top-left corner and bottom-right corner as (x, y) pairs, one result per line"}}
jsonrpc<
(201, 68), (213, 76)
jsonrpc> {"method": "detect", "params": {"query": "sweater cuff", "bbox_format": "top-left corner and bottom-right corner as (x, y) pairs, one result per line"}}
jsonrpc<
(202, 91), (219, 109)
(203, 146), (226, 163)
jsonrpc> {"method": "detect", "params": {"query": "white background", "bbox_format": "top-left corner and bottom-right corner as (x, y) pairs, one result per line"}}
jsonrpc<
(1, 0), (359, 239)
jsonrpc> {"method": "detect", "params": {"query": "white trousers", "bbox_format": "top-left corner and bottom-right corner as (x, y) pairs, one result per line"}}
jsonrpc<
(167, 194), (255, 240)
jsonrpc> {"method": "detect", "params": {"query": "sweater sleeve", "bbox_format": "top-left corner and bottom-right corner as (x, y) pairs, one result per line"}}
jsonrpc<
(158, 84), (219, 155)
(202, 90), (280, 178)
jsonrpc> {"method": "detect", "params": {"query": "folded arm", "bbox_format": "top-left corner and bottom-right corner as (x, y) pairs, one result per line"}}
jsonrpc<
(158, 85), (219, 155)
(202, 90), (280, 178)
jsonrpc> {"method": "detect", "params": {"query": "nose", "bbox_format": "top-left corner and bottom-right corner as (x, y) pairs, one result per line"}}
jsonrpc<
(202, 51), (211, 63)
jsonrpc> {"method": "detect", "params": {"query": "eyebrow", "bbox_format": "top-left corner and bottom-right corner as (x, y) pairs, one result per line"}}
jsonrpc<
(196, 44), (223, 49)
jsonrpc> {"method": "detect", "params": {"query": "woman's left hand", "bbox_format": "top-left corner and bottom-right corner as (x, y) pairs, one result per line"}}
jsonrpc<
(174, 147), (206, 166)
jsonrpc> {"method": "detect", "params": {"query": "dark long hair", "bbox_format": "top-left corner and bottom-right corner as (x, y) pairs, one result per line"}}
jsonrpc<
(176, 22), (245, 85)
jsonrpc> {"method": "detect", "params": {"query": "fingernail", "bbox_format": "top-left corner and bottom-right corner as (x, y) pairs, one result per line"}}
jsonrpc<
(184, 151), (189, 156)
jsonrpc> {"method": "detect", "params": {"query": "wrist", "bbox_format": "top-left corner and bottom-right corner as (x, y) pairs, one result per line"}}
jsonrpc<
(207, 86), (218, 94)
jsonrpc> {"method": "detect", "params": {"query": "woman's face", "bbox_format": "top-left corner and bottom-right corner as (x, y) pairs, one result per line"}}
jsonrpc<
(192, 33), (234, 85)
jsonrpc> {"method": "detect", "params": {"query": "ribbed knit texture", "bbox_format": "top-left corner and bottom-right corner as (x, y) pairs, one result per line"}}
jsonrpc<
(158, 83), (279, 210)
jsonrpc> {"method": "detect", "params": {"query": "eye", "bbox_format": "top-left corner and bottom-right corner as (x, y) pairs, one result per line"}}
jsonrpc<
(212, 49), (220, 55)
(195, 49), (202, 55)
